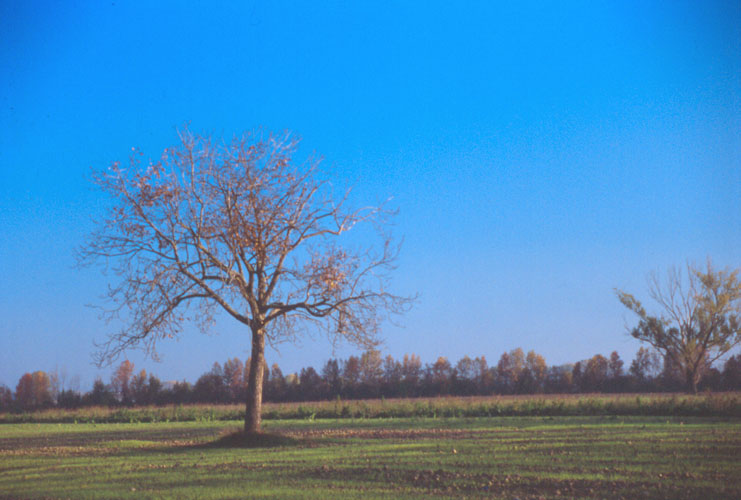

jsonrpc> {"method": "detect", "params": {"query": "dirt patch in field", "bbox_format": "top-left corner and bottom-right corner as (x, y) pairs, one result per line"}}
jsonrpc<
(1, 445), (116, 457)
(300, 465), (730, 499)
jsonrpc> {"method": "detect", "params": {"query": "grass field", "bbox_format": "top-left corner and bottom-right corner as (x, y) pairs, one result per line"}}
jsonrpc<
(1, 416), (739, 499)
(3, 393), (739, 424)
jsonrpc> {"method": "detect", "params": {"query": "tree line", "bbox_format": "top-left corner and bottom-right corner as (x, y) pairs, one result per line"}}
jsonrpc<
(2, 348), (740, 412)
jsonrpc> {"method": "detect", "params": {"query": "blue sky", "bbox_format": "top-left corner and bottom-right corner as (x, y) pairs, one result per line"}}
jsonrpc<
(1, 1), (739, 390)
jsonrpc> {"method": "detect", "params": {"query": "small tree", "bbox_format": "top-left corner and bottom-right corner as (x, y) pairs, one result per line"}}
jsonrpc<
(147, 374), (163, 403)
(15, 371), (52, 410)
(321, 359), (343, 398)
(607, 351), (623, 379)
(616, 262), (741, 393)
(545, 364), (574, 394)
(629, 346), (661, 382)
(381, 355), (402, 396)
(85, 378), (116, 406)
(80, 128), (411, 433)
(522, 350), (547, 393)
(267, 364), (286, 402)
(170, 381), (193, 404)
(496, 348), (524, 394)
(582, 354), (609, 392)
(454, 356), (477, 395)
(298, 366), (323, 401)
(359, 349), (384, 396)
(399, 353), (422, 396)
(222, 358), (244, 402)
(722, 355), (741, 390)
(131, 369), (149, 405)
(341, 356), (362, 397)
(111, 360), (134, 405)
(606, 351), (625, 392)
(0, 385), (14, 411)
(473, 356), (493, 395)
(428, 356), (453, 395)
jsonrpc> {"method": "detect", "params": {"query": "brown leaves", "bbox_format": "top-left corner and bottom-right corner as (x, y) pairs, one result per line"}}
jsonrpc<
(304, 249), (351, 300)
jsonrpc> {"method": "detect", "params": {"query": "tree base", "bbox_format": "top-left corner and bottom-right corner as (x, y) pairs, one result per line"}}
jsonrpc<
(210, 429), (299, 448)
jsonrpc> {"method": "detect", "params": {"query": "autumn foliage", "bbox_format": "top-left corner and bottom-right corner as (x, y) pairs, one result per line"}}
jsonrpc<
(14, 371), (52, 409)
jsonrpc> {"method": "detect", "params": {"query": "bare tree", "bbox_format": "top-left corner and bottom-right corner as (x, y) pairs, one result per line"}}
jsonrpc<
(628, 346), (661, 381)
(616, 261), (741, 393)
(79, 128), (412, 433)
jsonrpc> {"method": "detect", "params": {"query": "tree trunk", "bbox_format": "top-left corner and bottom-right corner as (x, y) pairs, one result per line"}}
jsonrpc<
(245, 326), (266, 434)
(686, 367), (699, 395)
(688, 377), (698, 394)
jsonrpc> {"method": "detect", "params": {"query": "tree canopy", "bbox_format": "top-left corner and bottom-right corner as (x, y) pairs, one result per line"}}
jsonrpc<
(80, 128), (412, 432)
(616, 261), (741, 393)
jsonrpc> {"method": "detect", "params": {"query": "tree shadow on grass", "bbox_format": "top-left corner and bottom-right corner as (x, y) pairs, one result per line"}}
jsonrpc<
(0, 425), (307, 463)
(136, 428), (307, 454)
(0, 426), (225, 452)
(202, 429), (303, 449)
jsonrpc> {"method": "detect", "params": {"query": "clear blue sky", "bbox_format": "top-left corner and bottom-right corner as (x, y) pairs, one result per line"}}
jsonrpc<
(1, 1), (739, 390)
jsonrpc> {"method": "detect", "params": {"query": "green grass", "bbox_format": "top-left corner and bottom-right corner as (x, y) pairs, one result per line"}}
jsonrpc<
(3, 392), (740, 424)
(1, 416), (739, 499)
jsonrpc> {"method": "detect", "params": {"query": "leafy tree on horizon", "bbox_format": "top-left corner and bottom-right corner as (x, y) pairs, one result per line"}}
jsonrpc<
(497, 348), (525, 394)
(0, 385), (13, 411)
(522, 350), (547, 393)
(15, 371), (52, 410)
(617, 261), (741, 393)
(110, 360), (134, 405)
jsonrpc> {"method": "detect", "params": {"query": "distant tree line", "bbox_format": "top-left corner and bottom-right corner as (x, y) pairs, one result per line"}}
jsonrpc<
(2, 349), (740, 412)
